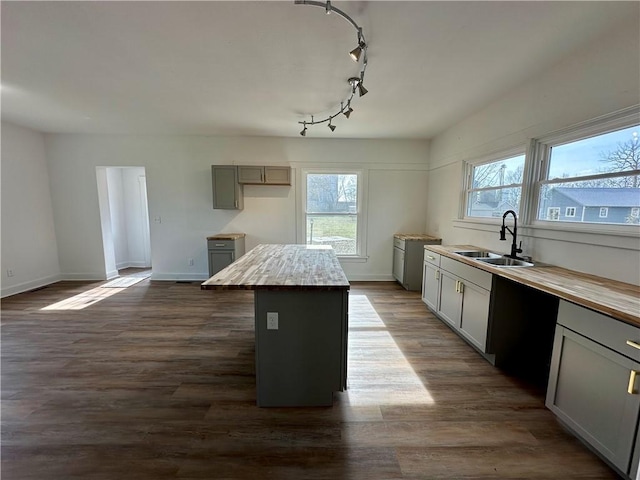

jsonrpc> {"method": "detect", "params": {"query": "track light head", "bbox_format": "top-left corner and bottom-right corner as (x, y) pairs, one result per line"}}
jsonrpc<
(328, 122), (336, 132)
(325, 0), (332, 14)
(357, 82), (368, 97)
(300, 123), (307, 136)
(349, 44), (362, 62)
(343, 106), (353, 119)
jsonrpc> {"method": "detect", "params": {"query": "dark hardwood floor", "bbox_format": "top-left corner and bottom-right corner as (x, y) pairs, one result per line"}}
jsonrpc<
(1, 277), (619, 479)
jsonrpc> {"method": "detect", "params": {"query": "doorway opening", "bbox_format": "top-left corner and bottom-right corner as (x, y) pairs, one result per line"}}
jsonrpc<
(96, 167), (152, 280)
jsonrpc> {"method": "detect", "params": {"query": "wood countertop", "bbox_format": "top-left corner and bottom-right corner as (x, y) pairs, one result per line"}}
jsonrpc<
(394, 233), (442, 242)
(425, 245), (640, 327)
(207, 233), (246, 240)
(201, 244), (350, 291)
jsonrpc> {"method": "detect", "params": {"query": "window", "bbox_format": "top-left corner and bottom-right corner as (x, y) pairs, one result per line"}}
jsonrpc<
(565, 207), (576, 217)
(304, 172), (361, 256)
(548, 207), (560, 221)
(536, 123), (640, 226)
(465, 152), (525, 219)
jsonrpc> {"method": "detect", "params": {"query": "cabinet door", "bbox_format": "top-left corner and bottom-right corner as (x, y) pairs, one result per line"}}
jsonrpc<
(438, 272), (462, 328)
(459, 281), (490, 352)
(422, 262), (440, 311)
(208, 250), (235, 277)
(546, 325), (640, 474)
(392, 247), (405, 284)
(237, 166), (264, 184)
(212, 166), (242, 209)
(264, 166), (291, 185)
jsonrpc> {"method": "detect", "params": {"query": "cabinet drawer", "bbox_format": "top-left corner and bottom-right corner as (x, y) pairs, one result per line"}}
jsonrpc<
(393, 237), (405, 250)
(558, 300), (640, 361)
(423, 249), (440, 267)
(441, 256), (492, 290)
(208, 239), (235, 250)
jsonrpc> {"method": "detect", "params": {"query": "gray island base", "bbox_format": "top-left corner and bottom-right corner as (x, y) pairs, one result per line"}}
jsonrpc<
(201, 244), (350, 407)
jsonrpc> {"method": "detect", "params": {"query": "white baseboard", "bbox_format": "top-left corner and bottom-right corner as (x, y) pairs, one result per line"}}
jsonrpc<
(116, 261), (151, 270)
(1, 273), (62, 299)
(150, 272), (209, 282)
(346, 274), (395, 282)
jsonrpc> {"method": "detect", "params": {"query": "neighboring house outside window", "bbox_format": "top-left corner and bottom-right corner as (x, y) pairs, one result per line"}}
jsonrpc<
(536, 123), (640, 226)
(541, 187), (639, 223)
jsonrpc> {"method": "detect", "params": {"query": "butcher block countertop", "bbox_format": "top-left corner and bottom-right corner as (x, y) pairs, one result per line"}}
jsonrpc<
(201, 244), (350, 291)
(206, 233), (246, 240)
(426, 245), (640, 327)
(394, 233), (442, 242)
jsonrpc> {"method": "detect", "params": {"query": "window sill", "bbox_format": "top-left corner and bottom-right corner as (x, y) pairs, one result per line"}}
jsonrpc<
(453, 218), (640, 250)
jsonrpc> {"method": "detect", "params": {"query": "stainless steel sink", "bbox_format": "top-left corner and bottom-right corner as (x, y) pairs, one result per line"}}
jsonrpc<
(474, 256), (534, 267)
(454, 250), (501, 258)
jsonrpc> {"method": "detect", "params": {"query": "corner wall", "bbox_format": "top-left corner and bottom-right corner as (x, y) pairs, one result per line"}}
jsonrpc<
(1, 122), (61, 297)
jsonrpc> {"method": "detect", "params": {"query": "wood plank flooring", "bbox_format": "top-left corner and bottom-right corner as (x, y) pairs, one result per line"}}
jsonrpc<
(1, 277), (620, 479)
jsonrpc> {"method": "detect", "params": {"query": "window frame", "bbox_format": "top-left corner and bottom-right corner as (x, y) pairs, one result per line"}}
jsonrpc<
(299, 168), (367, 259)
(565, 207), (576, 218)
(462, 146), (526, 221)
(455, 107), (640, 247)
(529, 108), (640, 231)
(599, 207), (609, 218)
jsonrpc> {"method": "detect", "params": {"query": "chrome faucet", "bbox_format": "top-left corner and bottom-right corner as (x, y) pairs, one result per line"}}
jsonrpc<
(500, 210), (523, 259)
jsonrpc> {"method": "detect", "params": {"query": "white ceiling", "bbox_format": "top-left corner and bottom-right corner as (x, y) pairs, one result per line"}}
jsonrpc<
(1, 1), (638, 139)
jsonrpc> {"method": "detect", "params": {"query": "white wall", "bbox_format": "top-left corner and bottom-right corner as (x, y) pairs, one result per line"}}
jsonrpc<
(42, 136), (429, 281)
(1, 122), (60, 297)
(426, 18), (640, 285)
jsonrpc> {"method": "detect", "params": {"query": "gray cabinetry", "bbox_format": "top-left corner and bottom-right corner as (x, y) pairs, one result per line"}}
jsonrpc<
(211, 165), (243, 210)
(393, 235), (441, 291)
(422, 248), (491, 353)
(238, 166), (291, 185)
(546, 300), (640, 478)
(207, 236), (246, 277)
(421, 251), (441, 311)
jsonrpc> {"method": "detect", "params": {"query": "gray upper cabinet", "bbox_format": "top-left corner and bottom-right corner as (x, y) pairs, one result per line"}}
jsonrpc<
(238, 166), (291, 185)
(546, 300), (640, 477)
(211, 165), (243, 210)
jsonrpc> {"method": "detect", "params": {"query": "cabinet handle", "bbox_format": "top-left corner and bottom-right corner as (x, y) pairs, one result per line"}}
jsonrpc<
(458, 281), (464, 294)
(434, 270), (439, 280)
(215, 244), (225, 247)
(426, 255), (436, 260)
(629, 370), (638, 394)
(626, 340), (640, 350)
(234, 200), (238, 208)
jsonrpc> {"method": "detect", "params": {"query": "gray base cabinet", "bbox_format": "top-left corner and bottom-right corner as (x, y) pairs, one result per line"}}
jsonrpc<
(393, 236), (441, 291)
(423, 249), (491, 353)
(546, 300), (640, 478)
(207, 237), (245, 277)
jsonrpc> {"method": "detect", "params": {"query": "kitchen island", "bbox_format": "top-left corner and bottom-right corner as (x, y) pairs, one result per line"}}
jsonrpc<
(201, 244), (350, 407)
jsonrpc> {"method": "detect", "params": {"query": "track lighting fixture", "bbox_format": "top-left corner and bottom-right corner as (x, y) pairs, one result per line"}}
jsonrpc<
(294, 0), (369, 135)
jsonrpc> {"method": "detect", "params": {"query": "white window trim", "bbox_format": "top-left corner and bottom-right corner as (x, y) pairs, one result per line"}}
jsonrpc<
(455, 106), (640, 249)
(297, 168), (369, 260)
(461, 145), (526, 220)
(548, 207), (560, 221)
(565, 207), (576, 218)
(599, 207), (609, 218)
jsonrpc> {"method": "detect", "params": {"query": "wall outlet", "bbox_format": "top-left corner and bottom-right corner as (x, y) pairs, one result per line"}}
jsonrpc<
(153, 216), (162, 224)
(267, 312), (278, 330)
(188, 258), (194, 266)
(6, 269), (14, 277)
